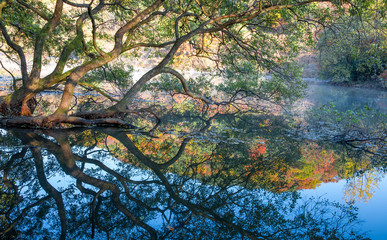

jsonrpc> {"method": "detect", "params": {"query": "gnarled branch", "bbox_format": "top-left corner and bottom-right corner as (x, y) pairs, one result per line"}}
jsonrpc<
(0, 21), (28, 85)
(160, 67), (211, 104)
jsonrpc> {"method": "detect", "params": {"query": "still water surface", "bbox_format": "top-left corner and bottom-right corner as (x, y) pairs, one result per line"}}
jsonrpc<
(0, 82), (386, 239)
(299, 83), (387, 239)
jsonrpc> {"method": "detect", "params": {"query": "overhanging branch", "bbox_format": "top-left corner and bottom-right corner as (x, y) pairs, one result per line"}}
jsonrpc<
(161, 67), (211, 104)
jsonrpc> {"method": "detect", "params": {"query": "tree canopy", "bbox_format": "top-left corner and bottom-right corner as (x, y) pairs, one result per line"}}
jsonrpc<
(0, 0), (383, 127)
(317, 0), (387, 82)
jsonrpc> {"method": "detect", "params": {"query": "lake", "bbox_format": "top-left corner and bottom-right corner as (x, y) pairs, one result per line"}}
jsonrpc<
(302, 81), (387, 113)
(0, 82), (386, 239)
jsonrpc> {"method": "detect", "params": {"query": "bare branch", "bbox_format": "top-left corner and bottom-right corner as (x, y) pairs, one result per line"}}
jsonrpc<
(0, 21), (28, 85)
(78, 82), (118, 102)
(88, 0), (106, 56)
(193, 0), (210, 17)
(175, 12), (198, 39)
(63, 0), (89, 8)
(0, 59), (17, 90)
(123, 40), (175, 51)
(122, 9), (172, 48)
(52, 0), (165, 115)
(161, 67), (211, 104)
(105, 1), (139, 14)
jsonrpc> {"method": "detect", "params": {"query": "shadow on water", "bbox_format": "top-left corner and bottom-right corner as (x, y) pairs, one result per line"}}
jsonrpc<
(1, 111), (384, 239)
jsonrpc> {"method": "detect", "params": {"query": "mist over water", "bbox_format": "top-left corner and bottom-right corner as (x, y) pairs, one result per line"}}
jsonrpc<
(303, 81), (387, 113)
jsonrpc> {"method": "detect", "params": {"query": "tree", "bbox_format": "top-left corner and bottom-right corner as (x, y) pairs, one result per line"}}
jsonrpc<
(317, 1), (387, 83)
(0, 0), (374, 127)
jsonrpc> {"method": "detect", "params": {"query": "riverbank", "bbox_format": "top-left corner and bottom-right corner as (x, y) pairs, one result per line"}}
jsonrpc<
(328, 80), (387, 90)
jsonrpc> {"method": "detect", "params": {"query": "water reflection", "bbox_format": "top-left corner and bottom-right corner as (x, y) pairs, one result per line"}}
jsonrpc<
(344, 169), (384, 204)
(0, 113), (382, 239)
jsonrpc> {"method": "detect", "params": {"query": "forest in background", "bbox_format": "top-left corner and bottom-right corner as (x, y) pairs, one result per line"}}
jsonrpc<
(0, 0), (385, 129)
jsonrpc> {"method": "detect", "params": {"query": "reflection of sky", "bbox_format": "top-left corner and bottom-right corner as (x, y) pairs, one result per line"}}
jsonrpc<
(359, 177), (387, 239)
(47, 145), (387, 239)
(3, 125), (386, 238)
(301, 173), (387, 240)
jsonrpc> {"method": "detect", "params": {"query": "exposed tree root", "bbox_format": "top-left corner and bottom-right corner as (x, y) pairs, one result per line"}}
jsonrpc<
(0, 103), (164, 129)
(0, 96), (37, 117)
(0, 114), (136, 129)
(71, 109), (119, 119)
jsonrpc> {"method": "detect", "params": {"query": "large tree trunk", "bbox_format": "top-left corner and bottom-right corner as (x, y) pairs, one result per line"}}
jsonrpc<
(0, 87), (38, 116)
(0, 70), (71, 117)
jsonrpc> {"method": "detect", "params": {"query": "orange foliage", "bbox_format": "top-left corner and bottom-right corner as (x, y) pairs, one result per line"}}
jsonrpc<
(248, 143), (267, 159)
(286, 143), (339, 191)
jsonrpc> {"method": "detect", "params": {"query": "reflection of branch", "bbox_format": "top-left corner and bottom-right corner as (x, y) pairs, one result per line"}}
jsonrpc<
(76, 155), (165, 222)
(159, 213), (194, 240)
(108, 131), (261, 239)
(17, 131), (159, 239)
(105, 130), (190, 170)
(74, 166), (109, 238)
(159, 137), (192, 168)
(31, 148), (67, 240)
(1, 148), (28, 210)
(76, 155), (161, 185)
(100, 128), (254, 234)
(340, 140), (386, 157)
(91, 189), (105, 238)
(0, 195), (51, 235)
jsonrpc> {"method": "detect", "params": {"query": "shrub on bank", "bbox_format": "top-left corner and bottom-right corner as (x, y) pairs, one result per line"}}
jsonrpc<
(317, 15), (386, 83)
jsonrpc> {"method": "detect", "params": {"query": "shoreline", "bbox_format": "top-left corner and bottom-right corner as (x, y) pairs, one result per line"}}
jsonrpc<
(303, 78), (387, 91)
(1, 70), (386, 95)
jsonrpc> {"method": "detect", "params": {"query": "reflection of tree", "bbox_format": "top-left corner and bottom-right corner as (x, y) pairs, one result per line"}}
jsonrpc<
(0, 123), (371, 240)
(344, 170), (383, 204)
(334, 144), (384, 204)
(282, 143), (339, 190)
